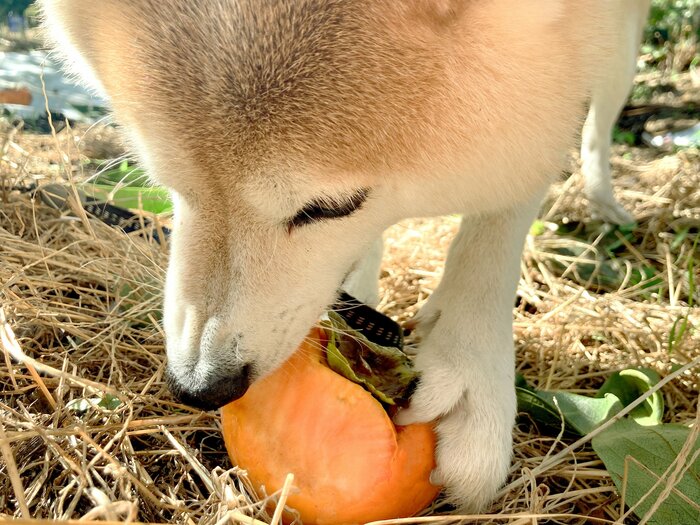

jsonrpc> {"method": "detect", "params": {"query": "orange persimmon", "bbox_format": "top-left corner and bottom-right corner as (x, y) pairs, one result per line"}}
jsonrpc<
(221, 327), (440, 525)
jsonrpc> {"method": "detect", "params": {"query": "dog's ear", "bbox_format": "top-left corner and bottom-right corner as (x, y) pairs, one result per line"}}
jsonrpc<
(39, 0), (105, 97)
(39, 0), (130, 100)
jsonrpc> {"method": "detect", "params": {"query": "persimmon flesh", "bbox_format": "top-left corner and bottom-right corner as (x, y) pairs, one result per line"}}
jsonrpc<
(221, 328), (439, 525)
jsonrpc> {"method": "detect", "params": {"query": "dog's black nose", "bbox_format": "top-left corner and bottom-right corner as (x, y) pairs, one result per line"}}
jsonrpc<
(166, 364), (252, 411)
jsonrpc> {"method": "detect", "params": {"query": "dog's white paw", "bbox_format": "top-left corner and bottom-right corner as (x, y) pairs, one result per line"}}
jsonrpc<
(582, 169), (635, 225)
(395, 329), (515, 513)
(587, 193), (635, 225)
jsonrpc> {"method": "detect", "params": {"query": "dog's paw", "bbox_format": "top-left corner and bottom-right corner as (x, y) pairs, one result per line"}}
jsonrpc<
(584, 180), (634, 225)
(587, 195), (634, 225)
(402, 301), (442, 342)
(395, 332), (515, 513)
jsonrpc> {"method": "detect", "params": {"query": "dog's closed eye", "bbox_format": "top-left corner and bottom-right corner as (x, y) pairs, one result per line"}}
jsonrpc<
(287, 188), (370, 231)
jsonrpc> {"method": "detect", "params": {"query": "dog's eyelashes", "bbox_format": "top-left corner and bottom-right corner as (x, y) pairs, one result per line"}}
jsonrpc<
(287, 188), (370, 231)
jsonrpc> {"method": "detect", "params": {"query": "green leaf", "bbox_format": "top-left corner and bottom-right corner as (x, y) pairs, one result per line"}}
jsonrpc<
(669, 317), (690, 354)
(601, 228), (635, 255)
(66, 393), (122, 413)
(598, 368), (664, 426)
(552, 247), (625, 288)
(516, 387), (572, 434)
(515, 374), (531, 390)
(81, 184), (172, 214)
(530, 220), (547, 236)
(81, 162), (172, 214)
(534, 391), (623, 436)
(517, 368), (663, 436)
(671, 227), (690, 251)
(98, 163), (149, 186)
(613, 126), (637, 146)
(629, 265), (665, 291)
(322, 312), (418, 407)
(517, 386), (623, 436)
(592, 419), (700, 525)
(325, 335), (395, 405)
(669, 236), (698, 352)
(547, 221), (663, 297)
(97, 393), (122, 411)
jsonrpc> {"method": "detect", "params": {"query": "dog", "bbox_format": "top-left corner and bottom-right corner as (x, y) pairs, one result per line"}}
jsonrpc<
(41, 0), (651, 512)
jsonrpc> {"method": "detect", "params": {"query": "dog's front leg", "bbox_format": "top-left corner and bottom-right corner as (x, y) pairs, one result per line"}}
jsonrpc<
(396, 196), (542, 512)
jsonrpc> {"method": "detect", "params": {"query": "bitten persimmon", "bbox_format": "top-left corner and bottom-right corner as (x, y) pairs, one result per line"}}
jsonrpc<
(221, 327), (440, 525)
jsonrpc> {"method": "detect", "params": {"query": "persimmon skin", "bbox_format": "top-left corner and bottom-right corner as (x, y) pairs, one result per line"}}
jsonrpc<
(221, 328), (440, 525)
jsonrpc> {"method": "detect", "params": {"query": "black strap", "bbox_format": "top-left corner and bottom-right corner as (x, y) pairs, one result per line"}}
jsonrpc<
(34, 183), (170, 244)
(331, 292), (403, 349)
(82, 198), (170, 243)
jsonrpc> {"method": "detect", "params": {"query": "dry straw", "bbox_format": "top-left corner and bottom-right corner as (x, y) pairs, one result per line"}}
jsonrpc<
(0, 73), (698, 523)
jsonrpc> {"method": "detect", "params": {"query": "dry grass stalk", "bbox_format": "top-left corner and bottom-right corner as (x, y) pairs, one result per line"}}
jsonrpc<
(0, 70), (698, 524)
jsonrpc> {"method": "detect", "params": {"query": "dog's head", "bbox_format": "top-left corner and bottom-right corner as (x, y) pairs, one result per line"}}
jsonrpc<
(41, 0), (597, 409)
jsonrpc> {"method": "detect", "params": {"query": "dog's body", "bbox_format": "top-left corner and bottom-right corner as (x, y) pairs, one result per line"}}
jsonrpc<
(41, 0), (651, 511)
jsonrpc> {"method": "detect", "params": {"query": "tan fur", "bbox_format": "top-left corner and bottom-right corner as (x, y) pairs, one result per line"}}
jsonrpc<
(43, 1), (610, 192)
(40, 0), (624, 511)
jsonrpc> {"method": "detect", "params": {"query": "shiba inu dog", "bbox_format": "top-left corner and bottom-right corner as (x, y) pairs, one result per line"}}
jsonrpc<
(41, 0), (650, 512)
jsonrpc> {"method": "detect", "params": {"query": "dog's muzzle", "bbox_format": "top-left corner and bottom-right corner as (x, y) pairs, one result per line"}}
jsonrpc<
(165, 364), (252, 411)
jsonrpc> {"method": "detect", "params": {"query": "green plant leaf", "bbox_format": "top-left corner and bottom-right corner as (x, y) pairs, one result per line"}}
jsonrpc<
(66, 393), (122, 414)
(592, 419), (700, 525)
(530, 220), (547, 236)
(629, 265), (665, 291)
(97, 393), (122, 411)
(534, 391), (624, 436)
(669, 235), (698, 352)
(671, 227), (690, 251)
(517, 368), (663, 436)
(325, 335), (397, 405)
(597, 368), (664, 426)
(613, 126), (637, 146)
(517, 386), (623, 436)
(322, 312), (418, 407)
(81, 184), (172, 214)
(82, 162), (172, 214)
(516, 386), (568, 434)
(97, 162), (149, 186)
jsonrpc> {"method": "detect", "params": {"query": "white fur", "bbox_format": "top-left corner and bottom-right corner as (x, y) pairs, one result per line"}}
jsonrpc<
(394, 193), (544, 510)
(342, 238), (384, 307)
(40, 0), (651, 514)
(581, 0), (652, 224)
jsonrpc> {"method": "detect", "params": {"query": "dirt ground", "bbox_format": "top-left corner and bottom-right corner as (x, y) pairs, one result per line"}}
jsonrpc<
(0, 66), (698, 523)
